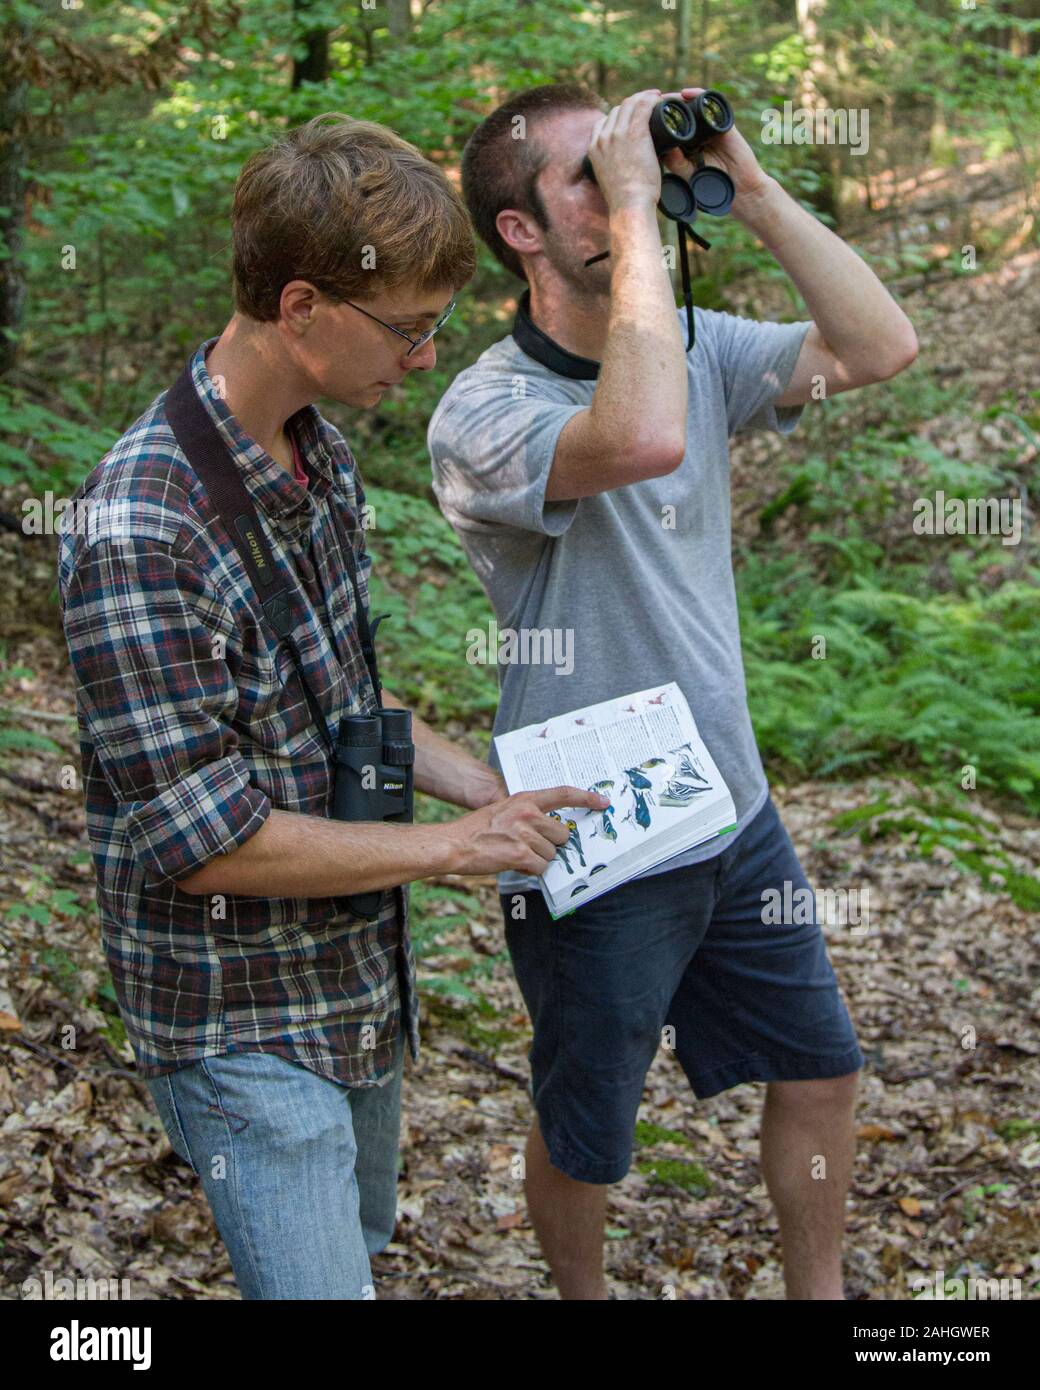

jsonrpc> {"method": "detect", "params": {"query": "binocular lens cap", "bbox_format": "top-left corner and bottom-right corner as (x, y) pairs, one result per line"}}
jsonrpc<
(659, 173), (698, 222)
(689, 166), (735, 216)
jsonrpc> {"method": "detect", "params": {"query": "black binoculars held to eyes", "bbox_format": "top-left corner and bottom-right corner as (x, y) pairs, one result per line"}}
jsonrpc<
(581, 90), (736, 225)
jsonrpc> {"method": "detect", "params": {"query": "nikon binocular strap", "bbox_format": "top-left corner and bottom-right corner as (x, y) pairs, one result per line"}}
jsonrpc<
(164, 362), (384, 754)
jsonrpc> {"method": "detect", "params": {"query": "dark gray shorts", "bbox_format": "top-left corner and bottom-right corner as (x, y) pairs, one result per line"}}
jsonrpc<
(500, 794), (864, 1185)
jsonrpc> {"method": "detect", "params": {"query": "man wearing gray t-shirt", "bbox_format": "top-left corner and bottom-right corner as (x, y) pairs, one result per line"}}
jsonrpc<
(427, 83), (918, 1300)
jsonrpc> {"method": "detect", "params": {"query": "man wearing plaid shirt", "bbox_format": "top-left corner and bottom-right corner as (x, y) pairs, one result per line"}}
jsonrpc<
(57, 114), (605, 1301)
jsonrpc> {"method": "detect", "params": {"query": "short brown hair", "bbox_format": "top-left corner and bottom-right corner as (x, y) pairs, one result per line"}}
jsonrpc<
(231, 112), (477, 320)
(461, 84), (606, 281)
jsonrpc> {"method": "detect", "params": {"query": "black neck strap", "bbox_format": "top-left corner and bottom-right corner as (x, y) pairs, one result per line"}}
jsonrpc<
(512, 290), (601, 380)
(512, 273), (696, 374)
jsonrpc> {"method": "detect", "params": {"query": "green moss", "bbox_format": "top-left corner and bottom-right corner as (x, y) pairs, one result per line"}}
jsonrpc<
(422, 991), (520, 1051)
(995, 1119), (1040, 1141)
(1001, 871), (1040, 912)
(637, 1158), (713, 1194)
(635, 1119), (691, 1148)
(99, 1014), (128, 1053)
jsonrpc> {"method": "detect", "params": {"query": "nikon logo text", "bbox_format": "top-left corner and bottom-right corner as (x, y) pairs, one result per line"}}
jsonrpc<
(235, 516), (269, 572)
(244, 529), (267, 570)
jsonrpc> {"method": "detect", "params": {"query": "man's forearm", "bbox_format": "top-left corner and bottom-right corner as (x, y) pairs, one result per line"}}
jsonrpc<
(594, 202), (688, 459)
(178, 806), (461, 898)
(382, 687), (504, 810)
(737, 175), (917, 376)
(177, 690), (509, 895)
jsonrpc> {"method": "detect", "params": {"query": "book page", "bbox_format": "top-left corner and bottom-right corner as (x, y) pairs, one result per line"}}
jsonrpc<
(494, 684), (734, 910)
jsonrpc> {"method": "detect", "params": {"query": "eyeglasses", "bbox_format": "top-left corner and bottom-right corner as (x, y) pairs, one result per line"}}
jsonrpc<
(340, 297), (456, 357)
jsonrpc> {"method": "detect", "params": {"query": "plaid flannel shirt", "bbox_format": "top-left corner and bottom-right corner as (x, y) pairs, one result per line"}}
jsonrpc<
(57, 338), (419, 1088)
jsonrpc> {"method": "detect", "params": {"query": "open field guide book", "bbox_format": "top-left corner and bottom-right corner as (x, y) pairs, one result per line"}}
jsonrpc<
(494, 682), (737, 918)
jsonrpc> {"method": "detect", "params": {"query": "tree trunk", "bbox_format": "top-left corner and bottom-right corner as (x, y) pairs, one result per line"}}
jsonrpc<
(386, 0), (411, 38)
(796, 0), (841, 225)
(292, 0), (330, 89)
(0, 22), (28, 378)
(674, 0), (692, 86)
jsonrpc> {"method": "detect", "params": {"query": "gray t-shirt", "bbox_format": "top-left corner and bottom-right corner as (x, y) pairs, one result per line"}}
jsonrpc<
(427, 304), (812, 896)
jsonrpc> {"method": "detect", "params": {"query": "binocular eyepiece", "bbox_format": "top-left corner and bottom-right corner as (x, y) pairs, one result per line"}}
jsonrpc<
(649, 90), (734, 155)
(582, 89), (736, 224)
(333, 707), (415, 919)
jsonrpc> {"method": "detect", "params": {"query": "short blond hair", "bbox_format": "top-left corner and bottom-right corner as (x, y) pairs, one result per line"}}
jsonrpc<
(231, 112), (477, 320)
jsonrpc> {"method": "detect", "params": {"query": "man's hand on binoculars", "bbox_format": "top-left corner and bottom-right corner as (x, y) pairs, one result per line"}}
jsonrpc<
(587, 89), (666, 212)
(662, 84), (773, 218)
(443, 786), (611, 879)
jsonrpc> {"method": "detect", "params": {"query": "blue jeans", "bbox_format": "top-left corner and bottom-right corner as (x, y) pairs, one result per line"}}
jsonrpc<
(146, 1032), (404, 1299)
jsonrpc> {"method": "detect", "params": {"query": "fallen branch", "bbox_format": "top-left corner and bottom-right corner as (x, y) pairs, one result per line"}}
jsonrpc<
(435, 1037), (528, 1086)
(0, 767), (66, 797)
(7, 1033), (148, 1092)
(4, 705), (77, 725)
(1, 788), (83, 839)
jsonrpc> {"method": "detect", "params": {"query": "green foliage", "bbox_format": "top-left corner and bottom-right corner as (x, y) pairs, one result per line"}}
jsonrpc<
(829, 790), (1040, 912)
(0, 661), (64, 755)
(0, 386), (115, 495)
(741, 560), (1040, 815)
(37, 946), (82, 998)
(364, 485), (499, 722)
(408, 880), (506, 1005)
(9, 0), (1037, 498)
(740, 366), (1040, 853)
(2, 867), (87, 931)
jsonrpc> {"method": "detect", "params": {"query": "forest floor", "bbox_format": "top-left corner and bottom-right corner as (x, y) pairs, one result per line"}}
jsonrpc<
(1, 153), (1038, 1301)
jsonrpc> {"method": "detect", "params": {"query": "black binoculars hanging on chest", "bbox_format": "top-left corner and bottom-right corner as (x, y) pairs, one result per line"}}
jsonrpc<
(332, 707), (415, 919)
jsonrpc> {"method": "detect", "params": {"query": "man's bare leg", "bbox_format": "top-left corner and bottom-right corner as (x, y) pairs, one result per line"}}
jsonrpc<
(524, 1114), (610, 1299)
(759, 1071), (860, 1300)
